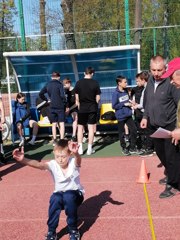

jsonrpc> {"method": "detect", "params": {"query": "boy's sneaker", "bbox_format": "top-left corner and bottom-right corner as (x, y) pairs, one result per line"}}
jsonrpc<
(139, 149), (154, 157)
(122, 148), (131, 156)
(28, 139), (35, 145)
(52, 139), (57, 147)
(78, 146), (83, 155)
(129, 148), (139, 154)
(86, 148), (95, 155)
(45, 231), (57, 240)
(82, 136), (87, 143)
(71, 136), (77, 142)
(69, 230), (80, 240)
(19, 137), (25, 147)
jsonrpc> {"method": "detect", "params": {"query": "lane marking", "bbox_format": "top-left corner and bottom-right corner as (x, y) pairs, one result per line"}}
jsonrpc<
(143, 183), (156, 240)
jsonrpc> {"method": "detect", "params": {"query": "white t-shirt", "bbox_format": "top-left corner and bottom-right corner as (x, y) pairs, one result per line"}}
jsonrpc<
(47, 157), (85, 194)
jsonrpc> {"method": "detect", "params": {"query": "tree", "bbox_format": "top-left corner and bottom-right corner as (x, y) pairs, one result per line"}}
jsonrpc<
(39, 0), (47, 50)
(61, 0), (76, 49)
(0, 0), (17, 80)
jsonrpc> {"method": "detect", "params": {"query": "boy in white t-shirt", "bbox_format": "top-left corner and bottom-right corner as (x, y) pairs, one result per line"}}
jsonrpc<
(13, 139), (84, 240)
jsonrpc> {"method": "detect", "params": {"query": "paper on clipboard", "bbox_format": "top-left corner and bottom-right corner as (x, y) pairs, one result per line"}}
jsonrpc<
(150, 127), (171, 138)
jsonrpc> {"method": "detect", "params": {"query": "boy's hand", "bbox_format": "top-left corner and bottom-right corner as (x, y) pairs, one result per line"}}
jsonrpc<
(13, 146), (25, 162)
(68, 141), (79, 154)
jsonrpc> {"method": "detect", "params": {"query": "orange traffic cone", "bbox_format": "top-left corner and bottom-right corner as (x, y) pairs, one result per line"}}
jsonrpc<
(136, 159), (150, 184)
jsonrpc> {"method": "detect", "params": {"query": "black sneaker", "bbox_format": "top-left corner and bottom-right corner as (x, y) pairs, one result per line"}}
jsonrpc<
(139, 149), (154, 157)
(0, 153), (6, 165)
(122, 148), (131, 156)
(45, 232), (57, 240)
(129, 148), (138, 154)
(159, 176), (168, 185)
(159, 185), (179, 199)
(71, 136), (77, 142)
(69, 230), (80, 240)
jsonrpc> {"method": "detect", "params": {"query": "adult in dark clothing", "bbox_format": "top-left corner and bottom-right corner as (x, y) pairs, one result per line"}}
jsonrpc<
(141, 55), (180, 199)
(39, 72), (66, 144)
(74, 67), (101, 155)
(112, 75), (137, 156)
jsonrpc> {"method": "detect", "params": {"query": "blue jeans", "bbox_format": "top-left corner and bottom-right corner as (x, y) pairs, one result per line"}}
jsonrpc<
(47, 190), (84, 233)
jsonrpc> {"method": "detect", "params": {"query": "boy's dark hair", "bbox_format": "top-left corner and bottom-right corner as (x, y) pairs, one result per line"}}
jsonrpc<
(63, 77), (71, 84)
(16, 92), (25, 100)
(139, 71), (149, 82)
(85, 67), (95, 75)
(136, 73), (140, 78)
(116, 75), (126, 84)
(52, 72), (60, 78)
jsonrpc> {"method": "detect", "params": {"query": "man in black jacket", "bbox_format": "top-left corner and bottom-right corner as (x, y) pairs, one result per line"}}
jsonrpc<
(141, 55), (180, 199)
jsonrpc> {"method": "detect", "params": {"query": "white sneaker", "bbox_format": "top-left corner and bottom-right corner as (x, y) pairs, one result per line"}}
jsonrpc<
(82, 136), (87, 143)
(78, 147), (83, 155)
(93, 136), (98, 143)
(87, 149), (95, 155)
(19, 138), (25, 147)
(28, 139), (35, 145)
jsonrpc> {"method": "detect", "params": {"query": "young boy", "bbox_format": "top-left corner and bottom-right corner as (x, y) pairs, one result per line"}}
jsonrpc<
(63, 78), (78, 142)
(13, 139), (84, 240)
(112, 75), (137, 155)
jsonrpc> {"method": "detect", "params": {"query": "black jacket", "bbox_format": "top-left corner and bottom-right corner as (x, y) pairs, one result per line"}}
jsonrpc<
(144, 76), (180, 128)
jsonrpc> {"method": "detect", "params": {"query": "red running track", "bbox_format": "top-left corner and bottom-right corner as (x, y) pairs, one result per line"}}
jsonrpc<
(0, 155), (180, 240)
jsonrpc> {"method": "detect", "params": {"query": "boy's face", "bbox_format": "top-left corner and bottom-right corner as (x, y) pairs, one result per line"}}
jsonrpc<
(18, 96), (25, 104)
(63, 82), (71, 89)
(54, 149), (70, 168)
(118, 78), (127, 88)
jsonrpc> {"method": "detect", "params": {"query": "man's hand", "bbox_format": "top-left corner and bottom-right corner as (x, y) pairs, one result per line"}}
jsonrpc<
(13, 146), (25, 162)
(140, 118), (147, 129)
(171, 128), (180, 145)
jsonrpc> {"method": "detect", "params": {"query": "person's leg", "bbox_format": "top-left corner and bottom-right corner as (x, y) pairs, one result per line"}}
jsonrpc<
(52, 122), (57, 140)
(126, 117), (137, 150)
(87, 113), (97, 155)
(16, 122), (24, 146)
(71, 111), (78, 138)
(29, 120), (38, 144)
(47, 192), (63, 235)
(63, 190), (84, 232)
(77, 113), (87, 154)
(117, 120), (126, 149)
(59, 122), (65, 139)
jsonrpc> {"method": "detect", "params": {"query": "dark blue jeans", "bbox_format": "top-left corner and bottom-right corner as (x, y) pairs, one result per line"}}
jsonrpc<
(47, 190), (84, 233)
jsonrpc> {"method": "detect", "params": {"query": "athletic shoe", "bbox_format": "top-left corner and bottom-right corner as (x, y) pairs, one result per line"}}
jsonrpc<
(82, 136), (87, 143)
(159, 176), (168, 185)
(129, 148), (139, 154)
(159, 184), (179, 199)
(19, 138), (25, 147)
(122, 148), (131, 156)
(69, 230), (80, 240)
(52, 139), (58, 147)
(86, 148), (95, 155)
(71, 136), (77, 142)
(78, 146), (83, 155)
(139, 149), (154, 157)
(93, 136), (98, 143)
(28, 139), (35, 145)
(45, 231), (57, 240)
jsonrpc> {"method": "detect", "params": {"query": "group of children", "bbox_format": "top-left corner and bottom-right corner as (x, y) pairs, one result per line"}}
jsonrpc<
(112, 72), (154, 156)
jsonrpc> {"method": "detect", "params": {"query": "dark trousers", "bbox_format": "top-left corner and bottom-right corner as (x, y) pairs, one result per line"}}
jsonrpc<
(153, 138), (180, 189)
(149, 122), (180, 189)
(117, 117), (137, 149)
(47, 190), (84, 233)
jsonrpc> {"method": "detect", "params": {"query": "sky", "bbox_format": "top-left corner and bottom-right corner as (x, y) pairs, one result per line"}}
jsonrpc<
(14, 0), (62, 36)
